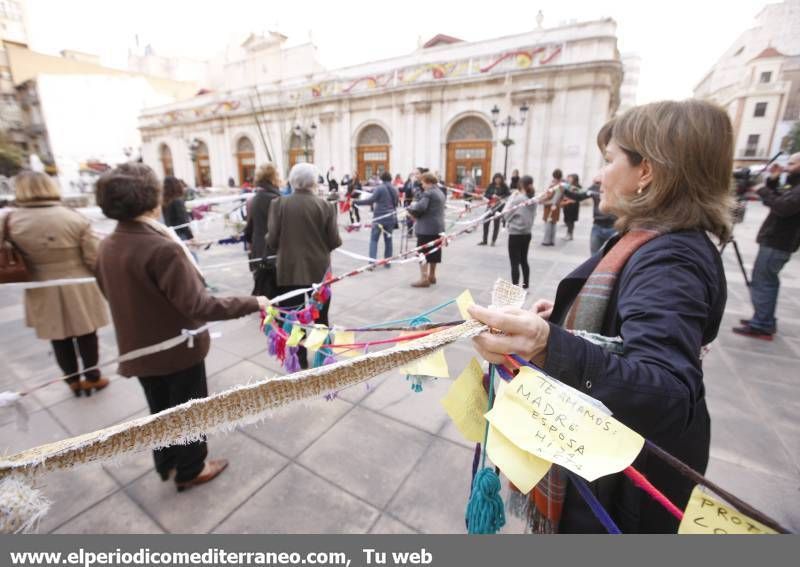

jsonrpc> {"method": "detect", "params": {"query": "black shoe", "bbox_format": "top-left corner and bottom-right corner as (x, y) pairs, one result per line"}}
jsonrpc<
(477, 241), (487, 246)
(732, 325), (774, 341)
(491, 241), (496, 247)
(738, 319), (776, 333)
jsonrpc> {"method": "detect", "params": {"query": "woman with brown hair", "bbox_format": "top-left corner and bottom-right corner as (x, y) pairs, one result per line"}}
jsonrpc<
(95, 163), (268, 491)
(469, 100), (733, 533)
(161, 176), (194, 242)
(1, 172), (109, 396)
(244, 163), (282, 297)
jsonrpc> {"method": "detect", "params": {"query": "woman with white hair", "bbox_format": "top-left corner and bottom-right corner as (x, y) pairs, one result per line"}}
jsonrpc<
(266, 163), (342, 368)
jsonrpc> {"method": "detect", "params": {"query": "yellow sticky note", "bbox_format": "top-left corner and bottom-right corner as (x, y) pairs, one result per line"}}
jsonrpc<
(400, 348), (449, 378)
(678, 486), (777, 534)
(285, 324), (304, 348)
(487, 425), (551, 494)
(330, 331), (359, 358)
(304, 325), (329, 351)
(440, 358), (488, 443)
(485, 367), (644, 482)
(456, 289), (475, 320)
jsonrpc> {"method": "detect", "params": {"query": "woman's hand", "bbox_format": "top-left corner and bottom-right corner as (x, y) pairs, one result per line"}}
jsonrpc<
(256, 296), (270, 311)
(532, 299), (554, 321)
(468, 304), (550, 366)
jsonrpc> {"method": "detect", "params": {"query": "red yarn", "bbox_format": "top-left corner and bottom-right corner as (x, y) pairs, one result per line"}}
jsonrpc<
(624, 466), (684, 521)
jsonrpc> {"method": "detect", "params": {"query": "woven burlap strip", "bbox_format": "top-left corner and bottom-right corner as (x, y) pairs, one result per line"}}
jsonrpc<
(0, 319), (488, 478)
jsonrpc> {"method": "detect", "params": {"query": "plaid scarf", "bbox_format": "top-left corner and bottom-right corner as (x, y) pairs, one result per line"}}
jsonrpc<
(527, 229), (661, 533)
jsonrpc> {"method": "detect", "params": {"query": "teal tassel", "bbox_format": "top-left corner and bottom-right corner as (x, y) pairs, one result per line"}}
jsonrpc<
(465, 364), (505, 534)
(313, 335), (334, 368)
(466, 467), (506, 534)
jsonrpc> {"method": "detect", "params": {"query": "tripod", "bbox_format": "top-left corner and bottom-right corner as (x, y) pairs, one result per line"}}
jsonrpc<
(719, 234), (750, 287)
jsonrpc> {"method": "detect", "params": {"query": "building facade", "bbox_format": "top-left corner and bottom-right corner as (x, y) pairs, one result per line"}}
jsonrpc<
(139, 19), (623, 191)
(0, 0), (28, 151)
(694, 0), (800, 167)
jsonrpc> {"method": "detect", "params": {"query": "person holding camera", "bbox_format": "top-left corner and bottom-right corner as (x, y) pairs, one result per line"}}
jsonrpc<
(734, 152), (800, 340)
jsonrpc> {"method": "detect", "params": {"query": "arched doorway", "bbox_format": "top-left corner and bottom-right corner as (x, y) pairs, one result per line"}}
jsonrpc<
(236, 136), (255, 185)
(356, 124), (390, 180)
(193, 140), (212, 188)
(288, 133), (313, 169)
(446, 116), (493, 189)
(159, 143), (174, 177)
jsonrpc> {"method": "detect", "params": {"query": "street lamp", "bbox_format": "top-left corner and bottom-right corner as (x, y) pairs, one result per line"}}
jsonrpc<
(294, 121), (317, 162)
(491, 103), (529, 178)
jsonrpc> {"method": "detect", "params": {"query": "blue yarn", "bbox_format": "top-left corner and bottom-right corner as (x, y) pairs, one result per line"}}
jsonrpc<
(466, 468), (506, 534)
(566, 471), (622, 534)
(312, 335), (333, 368)
(360, 299), (455, 329)
(404, 316), (432, 393)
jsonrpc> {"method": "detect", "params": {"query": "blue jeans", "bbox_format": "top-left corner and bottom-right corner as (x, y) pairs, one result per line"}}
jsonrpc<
(747, 245), (791, 332)
(369, 222), (393, 262)
(590, 225), (617, 254)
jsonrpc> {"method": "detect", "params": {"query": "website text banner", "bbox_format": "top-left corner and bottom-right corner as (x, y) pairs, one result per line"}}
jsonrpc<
(0, 535), (793, 567)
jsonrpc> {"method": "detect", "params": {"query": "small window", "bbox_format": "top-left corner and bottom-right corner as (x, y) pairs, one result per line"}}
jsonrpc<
(760, 71), (772, 83)
(745, 134), (760, 157)
(754, 102), (768, 117)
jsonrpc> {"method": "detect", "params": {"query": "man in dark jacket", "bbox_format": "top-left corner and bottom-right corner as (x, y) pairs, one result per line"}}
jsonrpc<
(734, 152), (800, 340)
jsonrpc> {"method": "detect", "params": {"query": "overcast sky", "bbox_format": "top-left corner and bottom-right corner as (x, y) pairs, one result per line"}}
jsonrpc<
(23, 0), (769, 102)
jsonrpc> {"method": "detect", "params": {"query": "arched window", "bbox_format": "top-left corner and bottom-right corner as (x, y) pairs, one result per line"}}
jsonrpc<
(236, 136), (256, 185)
(446, 116), (493, 188)
(159, 144), (174, 177)
(356, 124), (390, 180)
(193, 140), (212, 187)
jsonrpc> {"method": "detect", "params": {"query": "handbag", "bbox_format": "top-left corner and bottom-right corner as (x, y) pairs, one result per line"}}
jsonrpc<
(0, 213), (32, 284)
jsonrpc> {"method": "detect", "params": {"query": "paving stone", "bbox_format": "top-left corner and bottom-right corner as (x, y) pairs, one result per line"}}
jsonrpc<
(361, 370), (453, 434)
(0, 408), (69, 455)
(37, 466), (120, 534)
(213, 464), (379, 534)
(386, 438), (474, 533)
(47, 376), (146, 436)
(124, 431), (288, 533)
(207, 359), (272, 395)
(369, 514), (419, 534)
(242, 397), (353, 458)
(297, 406), (432, 508)
(706, 457), (800, 534)
(54, 491), (163, 534)
(213, 316), (271, 359)
(204, 347), (242, 376)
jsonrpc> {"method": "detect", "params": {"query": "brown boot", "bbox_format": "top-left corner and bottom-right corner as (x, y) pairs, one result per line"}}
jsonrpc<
(68, 380), (83, 398)
(428, 263), (437, 285)
(176, 459), (229, 492)
(411, 265), (430, 288)
(82, 376), (110, 396)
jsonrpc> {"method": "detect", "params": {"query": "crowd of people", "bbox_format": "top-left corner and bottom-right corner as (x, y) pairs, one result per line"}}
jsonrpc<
(1, 98), (798, 532)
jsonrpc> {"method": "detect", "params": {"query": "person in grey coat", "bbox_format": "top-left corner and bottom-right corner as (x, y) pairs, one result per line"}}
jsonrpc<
(505, 175), (537, 288)
(407, 172), (446, 287)
(355, 171), (399, 267)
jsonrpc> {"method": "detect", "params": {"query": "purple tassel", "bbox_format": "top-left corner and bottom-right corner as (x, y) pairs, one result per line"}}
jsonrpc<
(324, 391), (339, 401)
(267, 328), (279, 356)
(283, 347), (301, 373)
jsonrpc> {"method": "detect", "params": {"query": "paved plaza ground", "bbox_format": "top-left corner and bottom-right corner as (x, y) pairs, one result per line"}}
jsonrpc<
(0, 200), (798, 534)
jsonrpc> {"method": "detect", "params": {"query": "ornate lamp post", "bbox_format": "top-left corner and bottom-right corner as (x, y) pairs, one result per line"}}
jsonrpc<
(490, 103), (529, 179)
(293, 121), (317, 162)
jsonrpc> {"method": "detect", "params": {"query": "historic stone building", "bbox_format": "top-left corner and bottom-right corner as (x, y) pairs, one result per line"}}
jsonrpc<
(139, 19), (623, 191)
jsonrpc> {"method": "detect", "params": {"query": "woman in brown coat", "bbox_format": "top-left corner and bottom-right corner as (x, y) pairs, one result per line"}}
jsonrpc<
(95, 163), (269, 492)
(2, 172), (109, 396)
